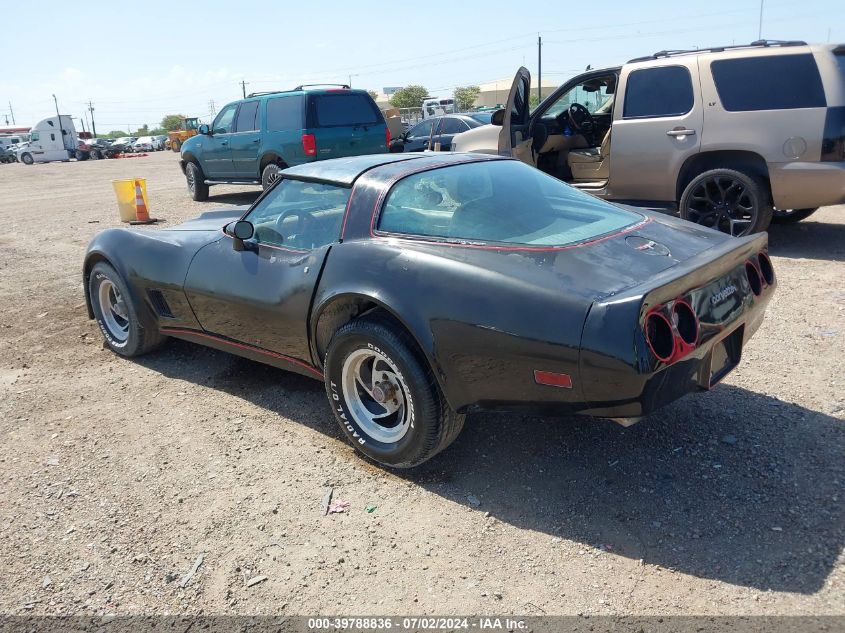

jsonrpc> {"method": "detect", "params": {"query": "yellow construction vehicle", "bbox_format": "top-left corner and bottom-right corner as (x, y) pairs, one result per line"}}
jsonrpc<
(166, 117), (200, 152)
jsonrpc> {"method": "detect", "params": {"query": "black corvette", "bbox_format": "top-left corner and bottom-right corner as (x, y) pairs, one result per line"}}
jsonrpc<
(84, 153), (774, 467)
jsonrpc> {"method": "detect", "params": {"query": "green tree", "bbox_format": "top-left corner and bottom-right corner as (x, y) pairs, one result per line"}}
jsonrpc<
(454, 86), (480, 111)
(160, 114), (186, 131)
(529, 93), (540, 108)
(389, 85), (428, 109)
(136, 124), (149, 136)
(367, 90), (379, 102)
(106, 130), (128, 138)
(150, 127), (167, 136)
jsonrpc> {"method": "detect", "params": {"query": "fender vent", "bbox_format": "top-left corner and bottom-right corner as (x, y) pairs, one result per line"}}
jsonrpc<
(147, 289), (174, 318)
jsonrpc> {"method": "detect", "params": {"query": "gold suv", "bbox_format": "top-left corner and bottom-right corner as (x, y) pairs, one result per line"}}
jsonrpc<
(452, 41), (845, 236)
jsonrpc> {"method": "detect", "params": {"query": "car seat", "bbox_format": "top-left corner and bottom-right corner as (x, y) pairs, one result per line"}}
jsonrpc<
(567, 129), (611, 181)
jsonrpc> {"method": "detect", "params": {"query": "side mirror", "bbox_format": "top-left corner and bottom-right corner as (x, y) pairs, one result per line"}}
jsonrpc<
(225, 220), (254, 251)
(491, 108), (505, 126)
(198, 123), (210, 135)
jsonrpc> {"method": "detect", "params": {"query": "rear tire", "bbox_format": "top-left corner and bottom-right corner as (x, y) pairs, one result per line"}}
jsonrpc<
(261, 162), (285, 191)
(171, 139), (181, 152)
(88, 262), (165, 357)
(324, 316), (464, 468)
(185, 161), (209, 201)
(772, 207), (818, 224)
(679, 168), (773, 236)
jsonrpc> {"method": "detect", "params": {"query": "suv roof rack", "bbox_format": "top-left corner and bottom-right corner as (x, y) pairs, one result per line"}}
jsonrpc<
(292, 83), (350, 91)
(246, 84), (352, 98)
(246, 91), (287, 98)
(627, 40), (807, 63)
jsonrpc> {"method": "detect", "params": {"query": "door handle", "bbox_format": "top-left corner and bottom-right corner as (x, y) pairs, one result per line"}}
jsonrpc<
(221, 141), (228, 145)
(666, 129), (696, 137)
(252, 139), (259, 143)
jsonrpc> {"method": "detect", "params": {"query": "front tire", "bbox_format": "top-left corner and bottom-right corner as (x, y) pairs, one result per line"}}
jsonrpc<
(324, 316), (465, 468)
(171, 139), (181, 152)
(185, 161), (209, 201)
(20, 153), (33, 165)
(679, 168), (773, 236)
(88, 262), (165, 357)
(772, 207), (818, 224)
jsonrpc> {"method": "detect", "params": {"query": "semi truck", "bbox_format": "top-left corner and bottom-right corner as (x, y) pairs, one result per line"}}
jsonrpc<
(17, 115), (78, 165)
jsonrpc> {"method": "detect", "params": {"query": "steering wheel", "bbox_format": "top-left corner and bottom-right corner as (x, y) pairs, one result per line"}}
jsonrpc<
(274, 209), (315, 248)
(566, 103), (596, 142)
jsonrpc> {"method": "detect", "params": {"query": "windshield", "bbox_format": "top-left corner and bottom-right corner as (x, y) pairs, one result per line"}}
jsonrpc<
(378, 160), (640, 246)
(544, 76), (616, 118)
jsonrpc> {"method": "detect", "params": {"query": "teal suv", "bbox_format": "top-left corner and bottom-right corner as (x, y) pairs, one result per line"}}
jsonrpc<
(179, 85), (389, 200)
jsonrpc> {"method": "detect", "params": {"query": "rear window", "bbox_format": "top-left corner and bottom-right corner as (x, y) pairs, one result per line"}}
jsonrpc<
(623, 66), (694, 118)
(309, 93), (382, 127)
(378, 160), (639, 246)
(266, 96), (304, 131)
(711, 54), (826, 111)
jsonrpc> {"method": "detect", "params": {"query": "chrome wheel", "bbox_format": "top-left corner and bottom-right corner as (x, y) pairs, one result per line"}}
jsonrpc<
(341, 348), (411, 444)
(686, 175), (756, 236)
(97, 278), (129, 342)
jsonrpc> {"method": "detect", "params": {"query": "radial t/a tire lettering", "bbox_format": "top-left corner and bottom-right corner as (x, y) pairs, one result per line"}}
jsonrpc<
(88, 261), (165, 357)
(324, 316), (464, 468)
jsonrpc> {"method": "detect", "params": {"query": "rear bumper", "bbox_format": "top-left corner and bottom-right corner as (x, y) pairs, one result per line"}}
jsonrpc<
(578, 235), (773, 418)
(769, 161), (845, 209)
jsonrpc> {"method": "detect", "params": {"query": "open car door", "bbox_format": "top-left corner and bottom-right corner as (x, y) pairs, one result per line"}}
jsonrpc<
(497, 67), (531, 158)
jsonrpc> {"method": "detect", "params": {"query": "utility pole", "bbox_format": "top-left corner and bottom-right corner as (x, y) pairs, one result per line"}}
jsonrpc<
(8, 101), (14, 125)
(208, 99), (217, 115)
(87, 100), (97, 137)
(241, 79), (248, 98)
(757, 0), (764, 40)
(83, 110), (91, 134)
(537, 34), (542, 103)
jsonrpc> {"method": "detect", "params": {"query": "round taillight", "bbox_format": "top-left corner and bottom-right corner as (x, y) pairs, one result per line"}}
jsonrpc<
(673, 301), (699, 346)
(758, 252), (774, 287)
(745, 261), (762, 296)
(646, 311), (675, 362)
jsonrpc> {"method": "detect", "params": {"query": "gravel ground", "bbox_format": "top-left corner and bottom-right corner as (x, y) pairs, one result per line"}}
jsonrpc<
(0, 152), (843, 617)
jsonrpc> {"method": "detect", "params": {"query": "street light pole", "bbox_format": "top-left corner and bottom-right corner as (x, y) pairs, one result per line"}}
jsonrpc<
(758, 0), (764, 40)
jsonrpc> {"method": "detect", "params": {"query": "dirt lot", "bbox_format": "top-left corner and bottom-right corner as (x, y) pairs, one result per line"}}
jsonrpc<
(0, 151), (842, 617)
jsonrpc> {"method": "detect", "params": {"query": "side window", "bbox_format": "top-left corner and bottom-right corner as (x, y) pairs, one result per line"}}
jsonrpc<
(623, 66), (694, 119)
(266, 96), (304, 131)
(409, 119), (438, 138)
(710, 54), (826, 112)
(245, 179), (351, 250)
(212, 104), (237, 135)
(440, 118), (469, 134)
(50, 133), (55, 141)
(234, 101), (259, 132)
(31, 131), (40, 141)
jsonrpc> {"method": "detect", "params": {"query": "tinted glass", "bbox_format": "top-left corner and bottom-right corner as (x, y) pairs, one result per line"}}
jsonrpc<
(212, 105), (237, 134)
(440, 118), (469, 134)
(378, 160), (639, 246)
(468, 112), (493, 125)
(235, 101), (259, 132)
(311, 93), (381, 127)
(409, 119), (438, 138)
(623, 66), (693, 118)
(266, 96), (304, 131)
(711, 54), (826, 111)
(245, 179), (350, 250)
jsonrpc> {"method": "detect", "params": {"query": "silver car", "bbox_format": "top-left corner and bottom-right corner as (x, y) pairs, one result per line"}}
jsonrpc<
(451, 41), (845, 236)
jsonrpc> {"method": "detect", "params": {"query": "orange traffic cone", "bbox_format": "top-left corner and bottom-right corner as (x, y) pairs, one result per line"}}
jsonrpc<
(129, 179), (157, 225)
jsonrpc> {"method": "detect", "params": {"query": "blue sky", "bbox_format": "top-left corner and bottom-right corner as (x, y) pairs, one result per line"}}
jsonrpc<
(3, 0), (843, 133)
